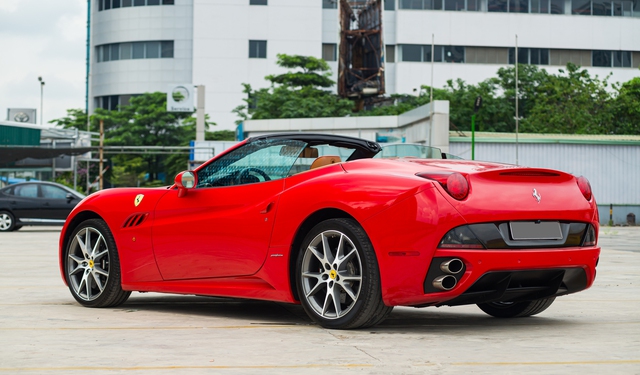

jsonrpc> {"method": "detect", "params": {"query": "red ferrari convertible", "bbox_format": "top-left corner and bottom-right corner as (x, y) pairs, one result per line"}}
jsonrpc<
(59, 133), (600, 329)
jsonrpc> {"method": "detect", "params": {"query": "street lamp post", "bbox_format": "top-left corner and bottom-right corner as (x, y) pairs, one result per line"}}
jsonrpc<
(37, 76), (45, 125)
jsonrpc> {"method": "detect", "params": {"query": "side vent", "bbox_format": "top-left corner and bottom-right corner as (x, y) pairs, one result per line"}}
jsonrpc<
(499, 171), (560, 177)
(123, 213), (149, 228)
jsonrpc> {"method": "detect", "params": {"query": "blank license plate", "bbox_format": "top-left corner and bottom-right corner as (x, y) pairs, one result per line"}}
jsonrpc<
(510, 221), (563, 240)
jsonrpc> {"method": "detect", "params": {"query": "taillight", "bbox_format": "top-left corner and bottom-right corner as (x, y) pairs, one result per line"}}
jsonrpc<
(418, 172), (469, 200)
(439, 226), (485, 249)
(576, 176), (592, 201)
(583, 225), (597, 246)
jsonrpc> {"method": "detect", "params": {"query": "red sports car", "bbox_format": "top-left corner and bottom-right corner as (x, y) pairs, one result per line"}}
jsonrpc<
(59, 133), (600, 329)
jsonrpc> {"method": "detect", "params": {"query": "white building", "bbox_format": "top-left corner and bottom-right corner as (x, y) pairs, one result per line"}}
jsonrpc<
(89, 0), (640, 130)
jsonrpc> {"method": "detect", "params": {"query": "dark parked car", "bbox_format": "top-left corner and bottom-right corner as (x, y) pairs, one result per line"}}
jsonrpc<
(0, 181), (85, 232)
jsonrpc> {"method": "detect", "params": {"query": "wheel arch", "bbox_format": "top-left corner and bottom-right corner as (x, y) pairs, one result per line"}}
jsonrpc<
(288, 208), (358, 302)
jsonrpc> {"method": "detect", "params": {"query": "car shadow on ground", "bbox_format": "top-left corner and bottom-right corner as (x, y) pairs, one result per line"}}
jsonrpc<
(114, 294), (574, 333)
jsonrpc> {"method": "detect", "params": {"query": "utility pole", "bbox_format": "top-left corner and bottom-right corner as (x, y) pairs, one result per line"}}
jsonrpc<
(38, 76), (45, 125)
(515, 34), (519, 165)
(99, 119), (104, 190)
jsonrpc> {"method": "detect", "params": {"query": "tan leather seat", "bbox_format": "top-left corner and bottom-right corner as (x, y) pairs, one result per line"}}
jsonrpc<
(310, 155), (342, 170)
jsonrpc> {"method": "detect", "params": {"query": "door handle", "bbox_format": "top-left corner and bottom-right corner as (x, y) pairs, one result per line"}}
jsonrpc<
(260, 202), (274, 214)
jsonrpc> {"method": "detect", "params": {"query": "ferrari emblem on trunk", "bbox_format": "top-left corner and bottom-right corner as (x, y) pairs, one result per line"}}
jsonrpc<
(134, 194), (144, 207)
(532, 189), (541, 203)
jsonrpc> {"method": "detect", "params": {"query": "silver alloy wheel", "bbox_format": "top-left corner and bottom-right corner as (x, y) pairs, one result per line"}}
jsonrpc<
(67, 227), (110, 301)
(0, 213), (12, 231)
(300, 230), (362, 320)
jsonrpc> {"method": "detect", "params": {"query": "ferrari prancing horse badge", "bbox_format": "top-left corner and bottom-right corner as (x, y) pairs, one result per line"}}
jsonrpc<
(134, 194), (144, 207)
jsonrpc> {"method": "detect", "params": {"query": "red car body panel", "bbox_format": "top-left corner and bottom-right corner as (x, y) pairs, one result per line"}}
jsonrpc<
(59, 137), (600, 308)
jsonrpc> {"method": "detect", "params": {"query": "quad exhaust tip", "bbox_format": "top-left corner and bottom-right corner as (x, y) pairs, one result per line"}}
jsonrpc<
(432, 275), (457, 291)
(440, 258), (464, 274)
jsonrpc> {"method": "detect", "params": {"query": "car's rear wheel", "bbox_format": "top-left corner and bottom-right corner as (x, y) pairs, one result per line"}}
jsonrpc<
(296, 218), (393, 329)
(0, 211), (16, 232)
(64, 219), (130, 307)
(477, 297), (556, 318)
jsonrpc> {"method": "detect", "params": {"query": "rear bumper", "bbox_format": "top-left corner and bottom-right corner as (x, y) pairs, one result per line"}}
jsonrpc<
(385, 247), (600, 306)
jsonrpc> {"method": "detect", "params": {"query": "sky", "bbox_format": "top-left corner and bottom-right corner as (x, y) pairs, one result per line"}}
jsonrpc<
(0, 0), (87, 126)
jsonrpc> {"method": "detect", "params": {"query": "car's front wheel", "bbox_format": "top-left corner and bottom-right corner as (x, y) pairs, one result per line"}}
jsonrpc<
(295, 218), (392, 329)
(477, 297), (556, 318)
(0, 211), (16, 232)
(64, 219), (130, 307)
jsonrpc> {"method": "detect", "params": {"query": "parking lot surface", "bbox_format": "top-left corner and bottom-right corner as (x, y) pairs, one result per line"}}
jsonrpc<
(0, 226), (638, 374)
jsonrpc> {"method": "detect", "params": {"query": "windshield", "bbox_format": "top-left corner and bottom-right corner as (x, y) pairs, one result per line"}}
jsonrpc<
(374, 144), (443, 159)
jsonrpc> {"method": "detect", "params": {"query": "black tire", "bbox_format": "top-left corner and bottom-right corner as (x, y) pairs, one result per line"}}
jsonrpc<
(295, 218), (392, 329)
(64, 219), (131, 307)
(477, 297), (556, 318)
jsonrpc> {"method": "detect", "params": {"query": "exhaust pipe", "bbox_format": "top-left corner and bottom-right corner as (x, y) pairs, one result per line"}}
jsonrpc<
(432, 275), (457, 291)
(440, 258), (464, 274)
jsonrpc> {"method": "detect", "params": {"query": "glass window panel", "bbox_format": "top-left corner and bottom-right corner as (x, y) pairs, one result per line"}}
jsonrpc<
(509, 0), (529, 11)
(103, 44), (111, 61)
(434, 45), (443, 62)
(250, 0), (268, 4)
(97, 46), (102, 62)
(445, 0), (466, 10)
(540, 48), (549, 64)
(147, 0), (159, 4)
(444, 46), (464, 62)
(323, 0), (338, 8)
(14, 184), (38, 198)
(99, 0), (104, 11)
(434, 0), (443, 9)
(109, 95), (119, 111)
(162, 0), (175, 4)
(518, 48), (529, 64)
(386, 45), (396, 63)
(123, 0), (132, 6)
(592, 50), (611, 66)
(41, 185), (68, 199)
(146, 41), (160, 58)
(531, 0), (540, 12)
(593, 0), (612, 14)
(488, 0), (508, 11)
(550, 0), (564, 12)
(132, 42), (145, 59)
(468, 0), (479, 10)
(402, 44), (423, 61)
(112, 0), (121, 8)
(120, 43), (132, 59)
(322, 43), (337, 61)
(613, 51), (632, 67)
(134, 0), (145, 6)
(540, 0), (550, 12)
(249, 40), (267, 58)
(572, 0), (591, 14)
(105, 0), (111, 9)
(623, 51), (631, 67)
(110, 44), (120, 61)
(161, 41), (174, 58)
(385, 0), (396, 10)
(530, 48), (540, 64)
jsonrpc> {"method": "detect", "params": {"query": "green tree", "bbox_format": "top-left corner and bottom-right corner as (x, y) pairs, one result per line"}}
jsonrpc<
(610, 77), (640, 135)
(233, 54), (354, 122)
(51, 93), (221, 187)
(520, 63), (613, 134)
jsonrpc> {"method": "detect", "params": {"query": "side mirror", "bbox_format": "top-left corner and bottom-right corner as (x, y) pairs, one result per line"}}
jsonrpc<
(66, 193), (75, 203)
(175, 171), (197, 198)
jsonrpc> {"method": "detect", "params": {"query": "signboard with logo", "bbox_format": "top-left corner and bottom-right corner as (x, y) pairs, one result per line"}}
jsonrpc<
(7, 108), (37, 124)
(167, 84), (194, 112)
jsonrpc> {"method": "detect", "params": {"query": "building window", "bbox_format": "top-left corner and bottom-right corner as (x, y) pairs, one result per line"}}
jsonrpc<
(250, 0), (268, 4)
(400, 44), (464, 63)
(385, 0), (396, 10)
(509, 48), (549, 65)
(572, 0), (635, 14)
(322, 43), (337, 61)
(399, 0), (443, 10)
(96, 41), (174, 62)
(593, 50), (632, 67)
(386, 45), (396, 63)
(323, 0), (338, 9)
(96, 94), (140, 110)
(98, 0), (174, 11)
(249, 40), (267, 58)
